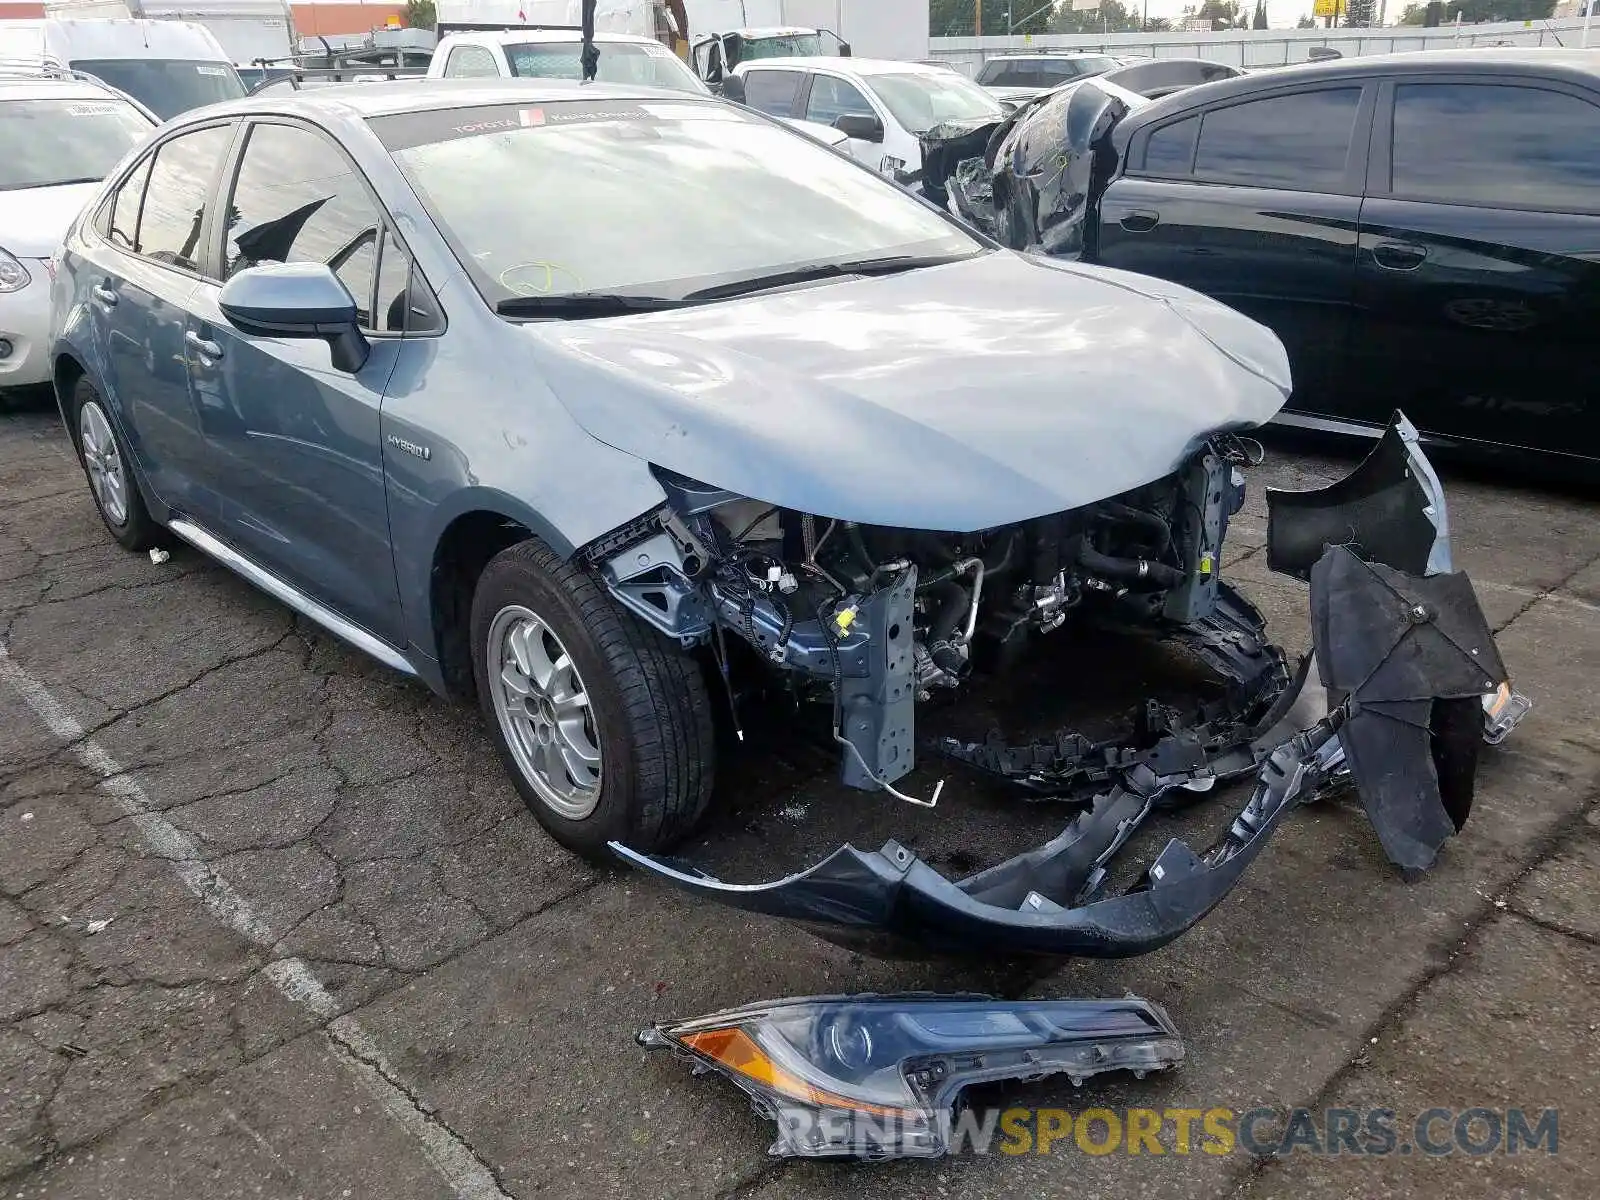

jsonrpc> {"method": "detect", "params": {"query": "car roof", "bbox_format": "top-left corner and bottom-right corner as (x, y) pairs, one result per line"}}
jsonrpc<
(731, 26), (819, 37)
(985, 50), (1115, 60)
(0, 16), (228, 61)
(183, 76), (719, 122)
(440, 29), (666, 47)
(739, 57), (951, 78)
(0, 74), (136, 103)
(1134, 46), (1600, 116)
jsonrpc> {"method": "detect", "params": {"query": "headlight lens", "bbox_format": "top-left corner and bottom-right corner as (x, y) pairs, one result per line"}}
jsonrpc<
(0, 249), (31, 294)
(640, 994), (1183, 1159)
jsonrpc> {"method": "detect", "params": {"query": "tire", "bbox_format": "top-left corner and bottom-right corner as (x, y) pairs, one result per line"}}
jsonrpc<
(470, 538), (716, 860)
(72, 377), (159, 552)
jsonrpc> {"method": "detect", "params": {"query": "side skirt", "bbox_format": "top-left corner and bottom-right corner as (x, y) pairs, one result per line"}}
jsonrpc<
(166, 516), (417, 678)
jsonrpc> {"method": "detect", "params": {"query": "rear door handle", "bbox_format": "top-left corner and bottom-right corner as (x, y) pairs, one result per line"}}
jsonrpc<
(1119, 210), (1160, 233)
(91, 283), (118, 307)
(1372, 241), (1427, 271)
(184, 330), (222, 361)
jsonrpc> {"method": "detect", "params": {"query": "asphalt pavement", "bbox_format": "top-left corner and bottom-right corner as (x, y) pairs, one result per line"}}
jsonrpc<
(2, 393), (1597, 1199)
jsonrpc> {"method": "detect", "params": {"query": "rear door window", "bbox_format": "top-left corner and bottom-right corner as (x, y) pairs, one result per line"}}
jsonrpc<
(741, 68), (806, 117)
(119, 123), (234, 273)
(1193, 87), (1362, 190)
(1389, 82), (1600, 212)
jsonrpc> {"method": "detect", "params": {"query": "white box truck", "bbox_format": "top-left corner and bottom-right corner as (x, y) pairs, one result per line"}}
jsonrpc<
(41, 0), (298, 65)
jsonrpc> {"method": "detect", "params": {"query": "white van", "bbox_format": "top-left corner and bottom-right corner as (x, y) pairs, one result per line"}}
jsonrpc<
(0, 18), (246, 117)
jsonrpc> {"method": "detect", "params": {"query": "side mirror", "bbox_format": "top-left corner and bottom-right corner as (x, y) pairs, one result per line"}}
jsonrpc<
(838, 41), (852, 57)
(833, 113), (883, 142)
(720, 73), (745, 103)
(219, 261), (369, 374)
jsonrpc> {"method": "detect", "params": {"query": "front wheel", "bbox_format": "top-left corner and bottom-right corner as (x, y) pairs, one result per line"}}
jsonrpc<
(470, 539), (715, 860)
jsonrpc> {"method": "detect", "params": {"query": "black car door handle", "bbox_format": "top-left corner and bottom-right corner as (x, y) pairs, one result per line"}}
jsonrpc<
(184, 331), (222, 361)
(91, 283), (117, 306)
(1120, 210), (1160, 234)
(1372, 241), (1427, 271)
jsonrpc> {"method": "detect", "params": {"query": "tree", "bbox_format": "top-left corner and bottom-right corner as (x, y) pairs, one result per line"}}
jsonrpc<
(403, 0), (435, 30)
(1397, 0), (1553, 17)
(930, 0), (1053, 36)
(1196, 0), (1243, 28)
(1295, 12), (1317, 23)
(1252, 0), (1269, 25)
(1146, 14), (1173, 27)
(1049, 0), (1145, 33)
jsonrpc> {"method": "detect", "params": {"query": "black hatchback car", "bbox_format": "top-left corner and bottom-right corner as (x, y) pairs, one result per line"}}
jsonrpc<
(934, 50), (1600, 472)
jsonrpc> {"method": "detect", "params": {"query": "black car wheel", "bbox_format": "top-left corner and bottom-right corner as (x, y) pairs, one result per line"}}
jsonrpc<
(72, 377), (159, 552)
(471, 538), (715, 860)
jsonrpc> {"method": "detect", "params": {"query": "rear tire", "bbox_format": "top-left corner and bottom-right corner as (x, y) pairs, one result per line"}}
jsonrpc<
(470, 538), (715, 860)
(72, 377), (159, 552)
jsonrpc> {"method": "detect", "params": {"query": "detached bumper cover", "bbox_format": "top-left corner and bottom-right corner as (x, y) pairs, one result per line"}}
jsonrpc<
(615, 414), (1530, 957)
(613, 659), (1340, 958)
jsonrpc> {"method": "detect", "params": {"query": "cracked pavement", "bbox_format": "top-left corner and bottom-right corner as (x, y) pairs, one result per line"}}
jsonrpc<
(2, 396), (1598, 1198)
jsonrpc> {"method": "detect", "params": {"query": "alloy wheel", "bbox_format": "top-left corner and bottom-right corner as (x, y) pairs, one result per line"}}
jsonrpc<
(487, 604), (603, 819)
(79, 400), (128, 526)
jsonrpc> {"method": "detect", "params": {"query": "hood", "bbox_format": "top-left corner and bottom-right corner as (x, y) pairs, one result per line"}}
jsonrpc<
(0, 182), (102, 258)
(525, 251), (1290, 532)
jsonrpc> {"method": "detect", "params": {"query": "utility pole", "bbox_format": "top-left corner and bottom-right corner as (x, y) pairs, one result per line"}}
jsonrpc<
(976, 0), (983, 36)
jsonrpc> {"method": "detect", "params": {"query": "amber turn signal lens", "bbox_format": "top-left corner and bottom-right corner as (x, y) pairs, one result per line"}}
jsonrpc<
(681, 1027), (910, 1119)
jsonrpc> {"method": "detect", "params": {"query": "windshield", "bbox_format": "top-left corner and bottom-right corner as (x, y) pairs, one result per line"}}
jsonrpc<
(868, 71), (1004, 134)
(507, 41), (708, 94)
(372, 99), (981, 308)
(738, 34), (824, 60)
(0, 97), (153, 191)
(70, 59), (245, 119)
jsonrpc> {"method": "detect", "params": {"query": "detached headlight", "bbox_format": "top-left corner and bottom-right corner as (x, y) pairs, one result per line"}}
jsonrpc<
(0, 249), (31, 294)
(639, 993), (1183, 1160)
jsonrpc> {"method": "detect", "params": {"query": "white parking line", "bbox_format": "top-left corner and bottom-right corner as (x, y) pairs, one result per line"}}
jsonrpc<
(0, 644), (511, 1200)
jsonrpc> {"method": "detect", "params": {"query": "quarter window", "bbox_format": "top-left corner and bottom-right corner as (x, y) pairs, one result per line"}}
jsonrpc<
(444, 45), (501, 78)
(1193, 88), (1362, 189)
(223, 122), (393, 331)
(115, 124), (233, 272)
(1391, 83), (1600, 211)
(742, 69), (805, 117)
(1142, 116), (1198, 174)
(104, 156), (152, 251)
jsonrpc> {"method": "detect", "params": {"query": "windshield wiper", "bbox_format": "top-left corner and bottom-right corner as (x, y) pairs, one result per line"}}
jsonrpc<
(495, 293), (689, 317)
(682, 253), (977, 302)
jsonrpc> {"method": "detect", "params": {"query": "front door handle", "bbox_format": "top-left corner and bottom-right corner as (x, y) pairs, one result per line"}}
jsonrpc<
(1119, 209), (1160, 233)
(91, 283), (118, 307)
(1372, 241), (1427, 271)
(184, 330), (222, 361)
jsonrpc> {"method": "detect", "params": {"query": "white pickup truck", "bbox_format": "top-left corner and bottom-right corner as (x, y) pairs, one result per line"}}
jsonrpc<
(425, 28), (850, 148)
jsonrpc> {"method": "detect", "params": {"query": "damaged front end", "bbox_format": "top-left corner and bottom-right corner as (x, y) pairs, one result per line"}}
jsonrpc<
(610, 414), (1530, 958)
(638, 993), (1182, 1160)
